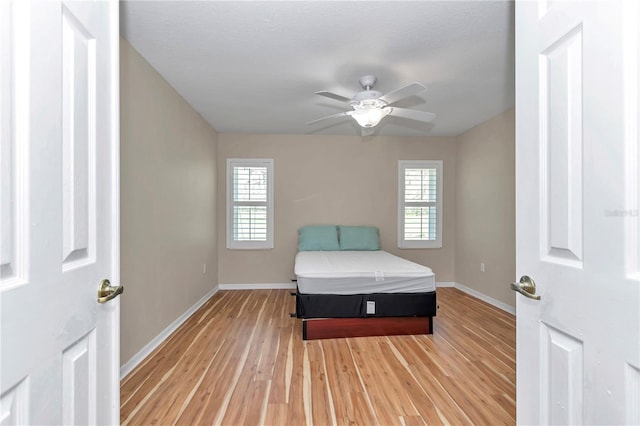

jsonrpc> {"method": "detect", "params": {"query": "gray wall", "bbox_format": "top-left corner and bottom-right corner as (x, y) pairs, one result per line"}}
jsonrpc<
(120, 38), (219, 364)
(217, 134), (457, 284)
(455, 108), (516, 307)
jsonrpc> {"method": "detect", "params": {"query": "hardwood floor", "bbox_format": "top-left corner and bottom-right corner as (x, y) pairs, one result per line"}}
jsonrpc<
(120, 288), (516, 425)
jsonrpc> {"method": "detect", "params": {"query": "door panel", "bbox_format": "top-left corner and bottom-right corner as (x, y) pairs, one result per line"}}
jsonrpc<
(626, 363), (640, 424)
(623, 0), (639, 281)
(0, 0), (29, 291)
(0, 379), (28, 424)
(540, 24), (583, 266)
(61, 4), (97, 269)
(516, 0), (639, 424)
(539, 323), (583, 425)
(62, 330), (97, 425)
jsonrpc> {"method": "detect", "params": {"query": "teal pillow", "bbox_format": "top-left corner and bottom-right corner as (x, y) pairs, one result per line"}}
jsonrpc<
(338, 225), (380, 250)
(298, 225), (340, 251)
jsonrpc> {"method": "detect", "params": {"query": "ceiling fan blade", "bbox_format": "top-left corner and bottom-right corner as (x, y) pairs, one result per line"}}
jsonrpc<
(315, 91), (352, 103)
(379, 83), (426, 105)
(387, 107), (436, 123)
(305, 111), (351, 125)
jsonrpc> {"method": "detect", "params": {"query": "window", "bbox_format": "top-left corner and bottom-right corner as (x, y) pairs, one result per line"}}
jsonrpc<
(226, 158), (274, 249)
(398, 160), (443, 249)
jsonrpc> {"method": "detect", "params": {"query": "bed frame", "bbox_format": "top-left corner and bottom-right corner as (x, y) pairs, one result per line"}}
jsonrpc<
(294, 289), (437, 340)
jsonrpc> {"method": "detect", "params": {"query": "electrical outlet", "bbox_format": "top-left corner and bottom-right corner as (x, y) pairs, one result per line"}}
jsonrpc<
(366, 301), (376, 315)
(480, 262), (485, 272)
(202, 263), (207, 274)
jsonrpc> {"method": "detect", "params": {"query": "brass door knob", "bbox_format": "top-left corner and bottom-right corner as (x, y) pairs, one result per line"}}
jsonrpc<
(510, 275), (541, 300)
(97, 279), (124, 303)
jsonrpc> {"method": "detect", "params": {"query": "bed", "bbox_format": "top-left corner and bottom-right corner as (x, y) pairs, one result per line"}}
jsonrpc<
(293, 225), (437, 340)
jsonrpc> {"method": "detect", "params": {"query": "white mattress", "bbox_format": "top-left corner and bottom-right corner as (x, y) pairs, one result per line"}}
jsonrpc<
(295, 250), (436, 295)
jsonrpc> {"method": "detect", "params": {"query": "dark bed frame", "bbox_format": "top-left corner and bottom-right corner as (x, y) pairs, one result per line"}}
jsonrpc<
(294, 288), (437, 340)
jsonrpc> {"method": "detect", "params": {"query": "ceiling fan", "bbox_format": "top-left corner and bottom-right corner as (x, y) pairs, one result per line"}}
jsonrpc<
(307, 75), (436, 136)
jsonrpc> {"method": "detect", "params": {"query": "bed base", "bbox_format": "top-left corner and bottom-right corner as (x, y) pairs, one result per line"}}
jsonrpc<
(296, 290), (436, 318)
(302, 316), (432, 340)
(295, 288), (436, 340)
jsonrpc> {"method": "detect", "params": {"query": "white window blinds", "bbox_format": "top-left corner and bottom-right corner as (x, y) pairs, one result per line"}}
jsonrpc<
(398, 160), (443, 248)
(227, 159), (274, 249)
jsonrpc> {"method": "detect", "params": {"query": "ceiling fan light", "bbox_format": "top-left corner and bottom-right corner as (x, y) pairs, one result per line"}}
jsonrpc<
(351, 107), (390, 128)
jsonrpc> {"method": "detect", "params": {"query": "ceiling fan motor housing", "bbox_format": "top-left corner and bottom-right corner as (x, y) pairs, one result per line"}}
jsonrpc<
(359, 75), (377, 90)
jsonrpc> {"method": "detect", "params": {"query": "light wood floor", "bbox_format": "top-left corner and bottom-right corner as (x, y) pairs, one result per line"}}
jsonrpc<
(121, 288), (516, 425)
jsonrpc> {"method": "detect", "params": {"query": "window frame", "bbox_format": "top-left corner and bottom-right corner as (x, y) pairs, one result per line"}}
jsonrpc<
(226, 158), (274, 250)
(397, 160), (443, 249)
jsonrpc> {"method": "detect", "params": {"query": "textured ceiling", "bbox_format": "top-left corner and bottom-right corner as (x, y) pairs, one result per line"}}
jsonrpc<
(120, 1), (515, 137)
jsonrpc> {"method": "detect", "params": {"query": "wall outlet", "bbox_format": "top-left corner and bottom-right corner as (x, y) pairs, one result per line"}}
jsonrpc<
(480, 262), (485, 272)
(366, 301), (376, 315)
(202, 263), (207, 274)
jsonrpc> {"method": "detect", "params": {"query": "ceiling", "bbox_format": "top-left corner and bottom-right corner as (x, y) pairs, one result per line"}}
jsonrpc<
(120, 1), (515, 137)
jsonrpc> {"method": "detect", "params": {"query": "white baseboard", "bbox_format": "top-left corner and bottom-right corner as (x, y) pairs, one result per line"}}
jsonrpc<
(219, 283), (296, 290)
(435, 281), (455, 288)
(120, 285), (219, 380)
(450, 281), (515, 315)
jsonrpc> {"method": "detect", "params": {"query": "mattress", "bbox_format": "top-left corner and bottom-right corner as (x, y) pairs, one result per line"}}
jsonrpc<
(295, 250), (436, 294)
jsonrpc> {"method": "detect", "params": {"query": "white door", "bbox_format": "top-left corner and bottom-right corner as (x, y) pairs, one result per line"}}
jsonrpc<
(0, 0), (120, 424)
(515, 0), (639, 424)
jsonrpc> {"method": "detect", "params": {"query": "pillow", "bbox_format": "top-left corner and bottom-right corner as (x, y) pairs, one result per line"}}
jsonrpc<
(338, 225), (381, 251)
(298, 225), (340, 251)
